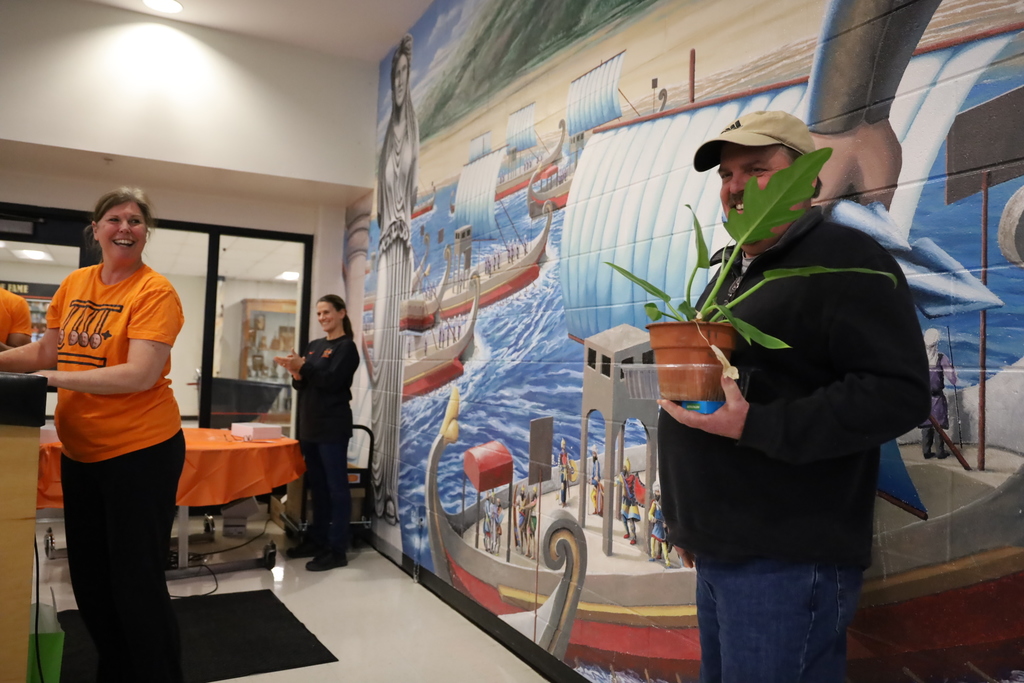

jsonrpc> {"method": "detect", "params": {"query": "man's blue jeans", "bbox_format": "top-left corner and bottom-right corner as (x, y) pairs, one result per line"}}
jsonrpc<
(695, 556), (863, 683)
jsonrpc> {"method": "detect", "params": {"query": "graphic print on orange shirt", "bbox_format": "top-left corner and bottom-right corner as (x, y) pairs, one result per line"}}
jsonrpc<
(56, 299), (122, 366)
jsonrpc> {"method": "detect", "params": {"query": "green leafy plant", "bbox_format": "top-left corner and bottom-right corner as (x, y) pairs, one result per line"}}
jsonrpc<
(606, 147), (896, 349)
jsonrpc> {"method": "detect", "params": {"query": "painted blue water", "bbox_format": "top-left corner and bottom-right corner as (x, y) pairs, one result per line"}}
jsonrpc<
(397, 186), (589, 569)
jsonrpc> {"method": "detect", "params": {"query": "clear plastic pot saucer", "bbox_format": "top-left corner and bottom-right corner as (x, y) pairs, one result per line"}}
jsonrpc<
(620, 363), (750, 403)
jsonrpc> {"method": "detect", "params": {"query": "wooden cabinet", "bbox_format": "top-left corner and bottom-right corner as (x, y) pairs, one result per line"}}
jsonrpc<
(238, 298), (296, 384)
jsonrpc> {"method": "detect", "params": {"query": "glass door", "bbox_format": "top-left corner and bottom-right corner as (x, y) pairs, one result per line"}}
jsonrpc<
(212, 236), (304, 433)
(142, 229), (210, 425)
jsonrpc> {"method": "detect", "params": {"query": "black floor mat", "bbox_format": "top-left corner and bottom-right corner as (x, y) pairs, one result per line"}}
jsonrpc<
(58, 589), (338, 682)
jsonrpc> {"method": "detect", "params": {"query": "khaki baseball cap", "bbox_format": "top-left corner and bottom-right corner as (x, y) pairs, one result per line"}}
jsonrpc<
(693, 110), (815, 171)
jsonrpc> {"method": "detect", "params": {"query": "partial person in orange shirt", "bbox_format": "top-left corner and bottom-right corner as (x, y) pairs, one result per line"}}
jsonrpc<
(0, 286), (32, 350)
(0, 187), (185, 683)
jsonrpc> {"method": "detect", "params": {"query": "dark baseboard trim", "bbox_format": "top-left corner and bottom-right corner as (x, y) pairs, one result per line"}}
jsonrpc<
(368, 535), (587, 683)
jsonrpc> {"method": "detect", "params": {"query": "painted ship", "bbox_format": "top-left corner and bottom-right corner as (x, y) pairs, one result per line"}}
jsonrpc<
(412, 183), (436, 219)
(496, 103), (558, 200)
(424, 388), (703, 676)
(527, 51), (626, 219)
(558, 36), (1011, 342)
(397, 141), (555, 329)
(363, 274), (481, 402)
(365, 141), (554, 332)
(425, 369), (1024, 680)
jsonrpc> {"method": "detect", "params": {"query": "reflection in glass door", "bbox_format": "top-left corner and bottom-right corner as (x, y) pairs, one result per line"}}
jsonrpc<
(142, 229), (210, 424)
(213, 236), (304, 434)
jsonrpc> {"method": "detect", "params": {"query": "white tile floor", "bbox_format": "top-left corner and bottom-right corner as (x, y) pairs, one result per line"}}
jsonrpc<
(32, 509), (550, 683)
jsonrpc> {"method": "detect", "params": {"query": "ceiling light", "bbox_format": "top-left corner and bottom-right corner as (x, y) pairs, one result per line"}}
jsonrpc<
(13, 249), (54, 262)
(144, 0), (183, 14)
(0, 241), (6, 248)
(275, 271), (300, 281)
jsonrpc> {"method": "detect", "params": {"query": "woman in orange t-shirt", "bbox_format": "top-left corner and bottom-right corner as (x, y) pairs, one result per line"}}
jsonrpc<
(0, 286), (32, 350)
(0, 187), (185, 683)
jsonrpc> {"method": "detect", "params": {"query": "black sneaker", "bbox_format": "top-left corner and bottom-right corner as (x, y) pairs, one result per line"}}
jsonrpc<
(286, 538), (323, 559)
(306, 550), (348, 571)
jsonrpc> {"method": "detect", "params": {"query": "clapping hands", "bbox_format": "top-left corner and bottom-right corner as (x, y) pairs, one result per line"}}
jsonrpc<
(273, 350), (303, 380)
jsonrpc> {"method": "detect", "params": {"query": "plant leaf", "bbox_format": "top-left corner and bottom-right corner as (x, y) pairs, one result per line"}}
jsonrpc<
(724, 148), (833, 246)
(714, 305), (791, 349)
(644, 302), (665, 321)
(687, 205), (710, 270)
(684, 204), (709, 310)
(605, 262), (672, 304)
(606, 261), (692, 322)
(676, 299), (698, 321)
(761, 265), (897, 288)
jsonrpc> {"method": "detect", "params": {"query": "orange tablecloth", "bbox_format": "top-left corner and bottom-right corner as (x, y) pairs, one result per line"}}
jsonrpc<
(38, 427), (305, 509)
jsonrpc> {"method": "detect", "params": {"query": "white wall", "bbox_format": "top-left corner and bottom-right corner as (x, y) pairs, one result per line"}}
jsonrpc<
(0, 0), (377, 190)
(163, 272), (205, 417)
(310, 205), (350, 339)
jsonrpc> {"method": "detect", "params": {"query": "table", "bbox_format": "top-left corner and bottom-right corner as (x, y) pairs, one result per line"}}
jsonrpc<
(37, 427), (305, 577)
(37, 427), (304, 508)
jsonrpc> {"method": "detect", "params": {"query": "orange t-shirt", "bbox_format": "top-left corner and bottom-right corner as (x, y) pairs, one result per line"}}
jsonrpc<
(46, 264), (184, 462)
(0, 287), (32, 341)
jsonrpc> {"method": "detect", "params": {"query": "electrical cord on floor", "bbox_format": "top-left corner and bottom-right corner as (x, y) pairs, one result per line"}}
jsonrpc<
(169, 563), (219, 599)
(188, 517), (271, 558)
(32, 535), (46, 683)
(167, 517), (272, 598)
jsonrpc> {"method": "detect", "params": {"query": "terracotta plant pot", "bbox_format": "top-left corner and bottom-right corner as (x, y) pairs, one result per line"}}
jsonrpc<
(646, 321), (739, 401)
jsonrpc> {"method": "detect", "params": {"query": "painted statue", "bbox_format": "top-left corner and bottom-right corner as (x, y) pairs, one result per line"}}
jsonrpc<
(372, 33), (419, 525)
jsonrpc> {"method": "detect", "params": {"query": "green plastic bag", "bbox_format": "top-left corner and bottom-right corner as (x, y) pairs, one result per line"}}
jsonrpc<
(26, 592), (63, 683)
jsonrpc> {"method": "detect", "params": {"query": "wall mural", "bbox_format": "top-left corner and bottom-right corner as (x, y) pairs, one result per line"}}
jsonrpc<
(358, 0), (1024, 680)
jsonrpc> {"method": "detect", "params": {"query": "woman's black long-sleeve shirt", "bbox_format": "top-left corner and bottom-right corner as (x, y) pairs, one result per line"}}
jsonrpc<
(292, 336), (360, 443)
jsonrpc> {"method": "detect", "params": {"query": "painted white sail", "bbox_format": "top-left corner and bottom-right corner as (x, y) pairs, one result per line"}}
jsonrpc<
(454, 149), (505, 235)
(506, 103), (537, 153)
(559, 35), (1010, 341)
(566, 52), (626, 138)
(468, 132), (492, 163)
(888, 35), (1012, 239)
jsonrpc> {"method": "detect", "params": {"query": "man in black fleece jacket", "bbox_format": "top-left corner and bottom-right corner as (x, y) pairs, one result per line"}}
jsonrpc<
(658, 110), (930, 683)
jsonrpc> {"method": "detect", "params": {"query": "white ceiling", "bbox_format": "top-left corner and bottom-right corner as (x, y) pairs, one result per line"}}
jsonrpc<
(75, 0), (435, 62)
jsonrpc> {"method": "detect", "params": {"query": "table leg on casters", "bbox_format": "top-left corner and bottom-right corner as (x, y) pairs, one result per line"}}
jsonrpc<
(177, 505), (189, 570)
(164, 503), (278, 581)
